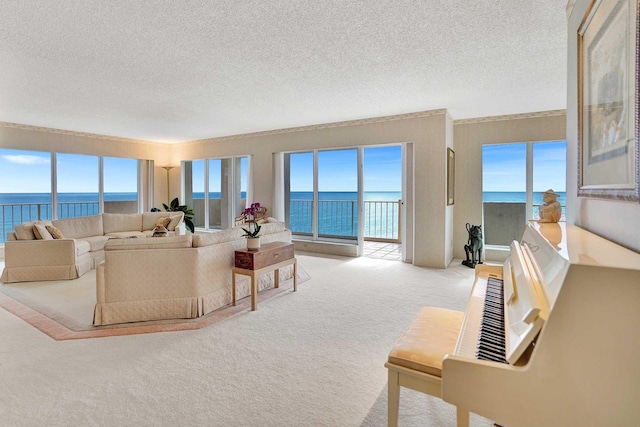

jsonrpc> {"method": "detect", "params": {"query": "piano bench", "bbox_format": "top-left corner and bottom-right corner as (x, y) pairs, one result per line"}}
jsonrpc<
(385, 306), (468, 427)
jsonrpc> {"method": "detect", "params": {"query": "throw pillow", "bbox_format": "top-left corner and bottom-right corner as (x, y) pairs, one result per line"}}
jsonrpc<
(154, 217), (171, 229)
(167, 214), (181, 231)
(34, 223), (54, 240)
(45, 225), (65, 239)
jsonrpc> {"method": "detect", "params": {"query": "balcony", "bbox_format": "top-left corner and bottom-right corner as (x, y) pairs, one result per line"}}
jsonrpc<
(289, 199), (401, 242)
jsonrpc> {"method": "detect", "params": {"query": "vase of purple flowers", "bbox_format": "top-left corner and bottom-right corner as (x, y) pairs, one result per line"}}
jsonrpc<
(242, 202), (262, 250)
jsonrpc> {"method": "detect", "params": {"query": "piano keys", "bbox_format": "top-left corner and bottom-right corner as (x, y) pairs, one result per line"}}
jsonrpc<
(442, 221), (640, 426)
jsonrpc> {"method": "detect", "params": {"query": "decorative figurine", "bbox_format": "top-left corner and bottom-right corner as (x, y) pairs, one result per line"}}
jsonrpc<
(462, 223), (483, 268)
(538, 189), (562, 223)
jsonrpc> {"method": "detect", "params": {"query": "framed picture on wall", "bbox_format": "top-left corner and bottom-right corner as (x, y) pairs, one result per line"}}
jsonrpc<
(447, 148), (455, 205)
(577, 0), (639, 202)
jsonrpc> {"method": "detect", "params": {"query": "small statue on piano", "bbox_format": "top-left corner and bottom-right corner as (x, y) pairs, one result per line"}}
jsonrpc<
(462, 223), (483, 268)
(538, 189), (562, 223)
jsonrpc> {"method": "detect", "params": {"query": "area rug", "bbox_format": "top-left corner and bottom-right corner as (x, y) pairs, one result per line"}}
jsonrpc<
(0, 267), (310, 341)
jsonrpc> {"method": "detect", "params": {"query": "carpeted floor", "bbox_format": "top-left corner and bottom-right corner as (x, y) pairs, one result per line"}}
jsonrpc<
(0, 265), (310, 340)
(0, 253), (494, 426)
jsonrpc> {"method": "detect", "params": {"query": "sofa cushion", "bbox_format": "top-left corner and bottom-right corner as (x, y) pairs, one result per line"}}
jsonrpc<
(34, 223), (54, 240)
(80, 236), (111, 252)
(259, 220), (286, 235)
(105, 231), (146, 239)
(105, 234), (192, 251)
(75, 239), (91, 256)
(154, 217), (171, 228)
(52, 215), (103, 239)
(103, 213), (143, 234)
(192, 229), (239, 248)
(15, 220), (52, 240)
(167, 214), (183, 231)
(141, 211), (180, 231)
(46, 225), (65, 239)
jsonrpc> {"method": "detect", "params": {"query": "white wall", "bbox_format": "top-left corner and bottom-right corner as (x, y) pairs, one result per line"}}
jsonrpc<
(566, 0), (640, 253)
(177, 111), (451, 268)
(452, 112), (567, 261)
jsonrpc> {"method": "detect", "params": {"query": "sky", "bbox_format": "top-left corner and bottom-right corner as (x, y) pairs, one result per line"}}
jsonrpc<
(290, 145), (403, 192)
(0, 141), (566, 194)
(483, 141), (567, 192)
(0, 149), (138, 193)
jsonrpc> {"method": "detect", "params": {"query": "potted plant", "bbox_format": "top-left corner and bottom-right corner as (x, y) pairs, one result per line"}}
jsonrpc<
(152, 198), (195, 233)
(241, 202), (262, 250)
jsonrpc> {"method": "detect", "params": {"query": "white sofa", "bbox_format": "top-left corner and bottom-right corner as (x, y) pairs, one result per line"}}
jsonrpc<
(1, 212), (184, 283)
(93, 218), (292, 325)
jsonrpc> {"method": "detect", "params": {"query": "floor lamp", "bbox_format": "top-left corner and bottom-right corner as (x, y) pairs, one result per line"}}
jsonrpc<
(162, 166), (174, 206)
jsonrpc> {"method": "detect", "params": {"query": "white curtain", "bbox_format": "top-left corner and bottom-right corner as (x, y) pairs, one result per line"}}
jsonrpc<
(140, 159), (154, 212)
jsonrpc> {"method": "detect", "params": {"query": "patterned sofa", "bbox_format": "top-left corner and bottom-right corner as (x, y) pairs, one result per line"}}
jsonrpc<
(93, 218), (292, 325)
(1, 212), (184, 283)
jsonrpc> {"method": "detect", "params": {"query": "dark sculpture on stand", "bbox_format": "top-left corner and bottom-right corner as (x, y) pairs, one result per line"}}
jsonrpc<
(462, 223), (483, 268)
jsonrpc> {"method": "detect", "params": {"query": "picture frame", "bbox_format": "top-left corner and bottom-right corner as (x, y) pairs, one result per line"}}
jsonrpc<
(447, 148), (455, 205)
(577, 0), (639, 202)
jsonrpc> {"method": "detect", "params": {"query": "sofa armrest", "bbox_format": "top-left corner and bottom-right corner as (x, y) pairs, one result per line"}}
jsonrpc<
(3, 239), (77, 267)
(96, 262), (106, 303)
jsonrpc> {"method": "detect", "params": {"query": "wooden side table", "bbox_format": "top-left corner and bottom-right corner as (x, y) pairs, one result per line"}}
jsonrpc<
(232, 241), (297, 311)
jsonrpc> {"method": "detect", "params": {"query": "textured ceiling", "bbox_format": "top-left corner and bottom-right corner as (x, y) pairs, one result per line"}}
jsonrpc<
(0, 1), (568, 143)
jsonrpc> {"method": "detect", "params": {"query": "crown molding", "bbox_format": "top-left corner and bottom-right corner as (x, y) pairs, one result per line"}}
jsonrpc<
(184, 109), (448, 145)
(453, 109), (566, 125)
(0, 121), (163, 147)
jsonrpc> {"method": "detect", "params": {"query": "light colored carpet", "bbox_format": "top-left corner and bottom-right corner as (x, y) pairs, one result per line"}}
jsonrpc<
(0, 265), (311, 339)
(0, 254), (494, 426)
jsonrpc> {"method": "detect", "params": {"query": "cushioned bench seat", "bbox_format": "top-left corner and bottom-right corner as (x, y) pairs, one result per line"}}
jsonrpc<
(388, 307), (463, 377)
(386, 306), (466, 427)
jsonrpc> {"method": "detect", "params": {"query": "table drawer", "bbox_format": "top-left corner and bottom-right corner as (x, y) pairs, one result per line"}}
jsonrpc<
(235, 242), (294, 270)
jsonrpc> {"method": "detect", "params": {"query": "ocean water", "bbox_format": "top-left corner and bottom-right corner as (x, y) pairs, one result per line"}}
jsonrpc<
(0, 191), (562, 243)
(483, 191), (566, 206)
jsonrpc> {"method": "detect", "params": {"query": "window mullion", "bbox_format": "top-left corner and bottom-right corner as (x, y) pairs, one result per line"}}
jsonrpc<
(526, 142), (533, 221)
(313, 150), (318, 240)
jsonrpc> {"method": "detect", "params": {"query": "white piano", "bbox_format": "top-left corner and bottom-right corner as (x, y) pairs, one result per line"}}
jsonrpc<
(442, 221), (640, 426)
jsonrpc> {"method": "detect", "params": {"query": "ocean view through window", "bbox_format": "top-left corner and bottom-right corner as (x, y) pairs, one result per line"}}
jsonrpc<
(482, 141), (567, 246)
(284, 145), (402, 243)
(0, 149), (142, 243)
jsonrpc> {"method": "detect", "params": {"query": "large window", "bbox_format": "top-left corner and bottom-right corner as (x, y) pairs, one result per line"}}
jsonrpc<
(284, 145), (403, 245)
(288, 152), (314, 234)
(482, 140), (566, 246)
(103, 157), (139, 214)
(0, 149), (52, 241)
(0, 148), (143, 244)
(56, 153), (100, 219)
(318, 149), (358, 238)
(184, 156), (248, 231)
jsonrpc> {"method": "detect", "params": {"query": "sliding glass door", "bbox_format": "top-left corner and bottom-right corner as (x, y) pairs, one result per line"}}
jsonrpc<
(317, 149), (358, 239)
(183, 156), (248, 231)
